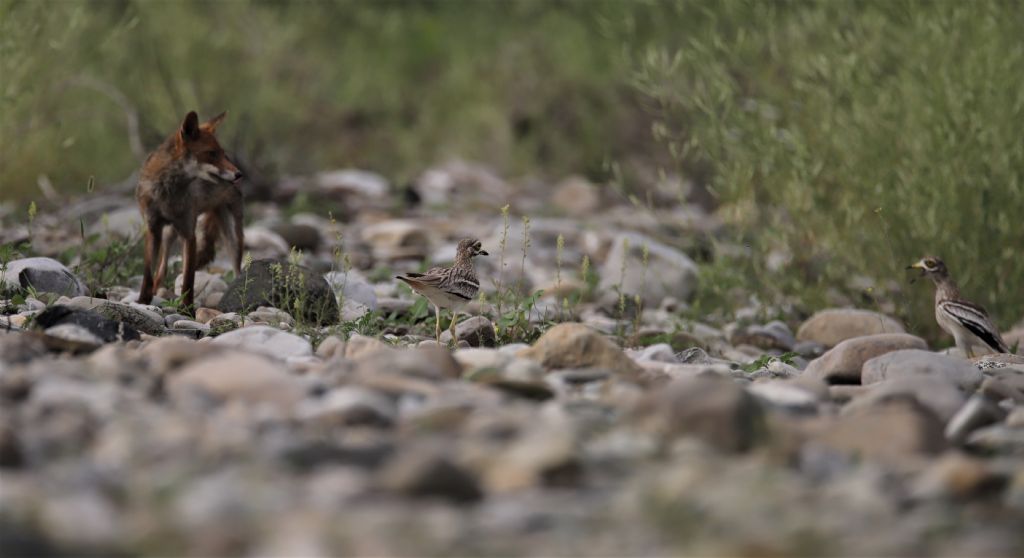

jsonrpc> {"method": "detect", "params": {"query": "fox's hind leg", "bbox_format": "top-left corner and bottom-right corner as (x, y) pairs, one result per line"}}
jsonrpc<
(139, 219), (165, 305)
(153, 226), (174, 288)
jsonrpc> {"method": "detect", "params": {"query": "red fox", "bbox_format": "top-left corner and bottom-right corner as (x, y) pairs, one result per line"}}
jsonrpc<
(136, 111), (244, 309)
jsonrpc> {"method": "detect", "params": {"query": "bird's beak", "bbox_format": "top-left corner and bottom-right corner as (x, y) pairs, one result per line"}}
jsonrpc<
(907, 261), (926, 283)
(478, 250), (489, 256)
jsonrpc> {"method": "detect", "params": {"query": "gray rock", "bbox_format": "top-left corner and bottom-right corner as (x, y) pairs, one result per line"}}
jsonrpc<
(211, 325), (312, 360)
(297, 386), (396, 427)
(242, 226), (291, 259)
(172, 320), (209, 332)
(219, 259), (339, 325)
(377, 448), (482, 503)
(747, 380), (820, 414)
(354, 346), (461, 382)
(629, 343), (679, 364)
(728, 320), (796, 351)
(169, 351), (305, 411)
(269, 222), (321, 252)
(812, 398), (947, 463)
(862, 349), (983, 391)
(314, 168), (390, 199)
(246, 306), (296, 328)
(965, 425), (1024, 454)
(945, 393), (1007, 444)
(598, 232), (699, 306)
(551, 175), (602, 217)
(633, 375), (766, 452)
(844, 375), (966, 423)
(324, 270), (378, 311)
(439, 316), (496, 348)
(797, 308), (905, 347)
(1, 257), (88, 297)
(315, 335), (346, 360)
(173, 271), (228, 309)
(42, 324), (104, 346)
(804, 333), (928, 384)
(65, 296), (165, 335)
(519, 323), (644, 381)
(33, 305), (140, 343)
(361, 219), (430, 260)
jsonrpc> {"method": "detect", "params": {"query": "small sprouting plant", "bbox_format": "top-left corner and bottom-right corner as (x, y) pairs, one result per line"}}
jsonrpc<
(630, 242), (650, 345)
(615, 237), (630, 340)
(516, 215), (531, 297)
(555, 233), (565, 320)
(493, 204), (511, 319)
(742, 352), (799, 373)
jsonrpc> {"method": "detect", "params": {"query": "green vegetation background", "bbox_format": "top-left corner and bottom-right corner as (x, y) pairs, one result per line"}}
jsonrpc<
(1, 0), (1022, 340)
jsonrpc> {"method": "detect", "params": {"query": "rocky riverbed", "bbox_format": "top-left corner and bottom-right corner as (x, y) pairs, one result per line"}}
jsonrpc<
(2, 165), (1023, 556)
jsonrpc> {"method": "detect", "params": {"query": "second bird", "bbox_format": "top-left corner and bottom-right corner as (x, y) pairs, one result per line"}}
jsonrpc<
(397, 238), (488, 346)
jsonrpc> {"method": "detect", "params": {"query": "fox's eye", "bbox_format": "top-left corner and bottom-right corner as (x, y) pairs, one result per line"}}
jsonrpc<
(205, 151), (219, 159)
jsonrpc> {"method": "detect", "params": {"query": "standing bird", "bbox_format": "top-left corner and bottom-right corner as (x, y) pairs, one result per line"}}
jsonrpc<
(396, 238), (488, 345)
(908, 256), (1009, 357)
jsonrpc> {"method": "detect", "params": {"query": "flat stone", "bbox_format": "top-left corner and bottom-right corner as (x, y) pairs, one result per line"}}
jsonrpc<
(804, 333), (928, 384)
(862, 349), (983, 391)
(169, 351), (304, 411)
(65, 297), (165, 335)
(519, 323), (644, 381)
(632, 375), (766, 453)
(33, 305), (140, 343)
(812, 398), (946, 463)
(797, 308), (905, 347)
(211, 325), (313, 360)
(843, 375), (966, 424)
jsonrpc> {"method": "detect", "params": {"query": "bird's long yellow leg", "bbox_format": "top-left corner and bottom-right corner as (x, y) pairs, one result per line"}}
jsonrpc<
(434, 304), (442, 344)
(448, 312), (459, 348)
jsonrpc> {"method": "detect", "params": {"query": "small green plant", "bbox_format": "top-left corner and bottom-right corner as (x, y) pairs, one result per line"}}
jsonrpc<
(496, 289), (545, 345)
(742, 352), (799, 373)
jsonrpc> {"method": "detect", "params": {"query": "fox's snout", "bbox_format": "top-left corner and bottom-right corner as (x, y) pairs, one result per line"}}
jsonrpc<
(198, 159), (243, 184)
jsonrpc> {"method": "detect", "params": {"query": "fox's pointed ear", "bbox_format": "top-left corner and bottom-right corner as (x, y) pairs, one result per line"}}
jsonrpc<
(180, 111), (200, 141)
(203, 111), (227, 132)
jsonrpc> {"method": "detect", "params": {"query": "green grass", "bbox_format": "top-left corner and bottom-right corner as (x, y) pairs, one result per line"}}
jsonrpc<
(636, 0), (1024, 341)
(0, 0), (674, 200)
(3, 0), (1021, 348)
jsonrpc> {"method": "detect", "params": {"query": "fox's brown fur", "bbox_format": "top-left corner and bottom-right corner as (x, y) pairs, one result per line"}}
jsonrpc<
(136, 111), (244, 309)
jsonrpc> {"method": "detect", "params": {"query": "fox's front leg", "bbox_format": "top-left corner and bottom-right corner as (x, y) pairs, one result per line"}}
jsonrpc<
(138, 221), (164, 305)
(181, 231), (198, 312)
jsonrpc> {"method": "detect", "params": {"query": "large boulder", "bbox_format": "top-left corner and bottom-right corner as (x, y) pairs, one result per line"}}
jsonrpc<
(598, 232), (699, 306)
(796, 309), (905, 347)
(861, 349), (983, 391)
(804, 333), (928, 384)
(518, 323), (643, 380)
(2, 257), (88, 297)
(219, 259), (339, 325)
